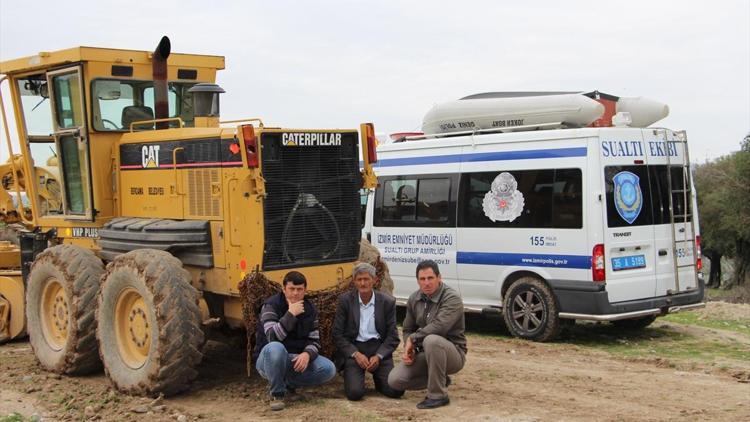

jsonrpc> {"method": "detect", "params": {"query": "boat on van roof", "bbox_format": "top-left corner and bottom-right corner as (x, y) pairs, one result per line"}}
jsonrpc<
(393, 91), (670, 142)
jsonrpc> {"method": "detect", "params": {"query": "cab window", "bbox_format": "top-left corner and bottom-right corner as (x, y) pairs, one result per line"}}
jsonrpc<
(91, 79), (195, 131)
(16, 76), (53, 136)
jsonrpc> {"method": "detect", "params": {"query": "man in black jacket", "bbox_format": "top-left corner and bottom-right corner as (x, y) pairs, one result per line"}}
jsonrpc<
(332, 263), (403, 401)
(254, 271), (336, 411)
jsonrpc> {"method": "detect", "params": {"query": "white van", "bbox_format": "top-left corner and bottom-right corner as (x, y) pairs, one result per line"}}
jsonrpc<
(364, 123), (705, 341)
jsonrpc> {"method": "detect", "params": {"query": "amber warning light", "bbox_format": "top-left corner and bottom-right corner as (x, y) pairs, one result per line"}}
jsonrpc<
(364, 123), (378, 164)
(242, 125), (259, 168)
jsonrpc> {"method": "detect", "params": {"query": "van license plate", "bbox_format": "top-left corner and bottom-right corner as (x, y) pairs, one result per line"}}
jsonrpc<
(611, 255), (646, 271)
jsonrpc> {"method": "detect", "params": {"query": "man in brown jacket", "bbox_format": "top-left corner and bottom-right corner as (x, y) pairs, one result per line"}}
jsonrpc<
(388, 260), (467, 409)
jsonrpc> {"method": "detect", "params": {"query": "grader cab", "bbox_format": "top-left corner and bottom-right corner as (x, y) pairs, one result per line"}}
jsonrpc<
(0, 37), (378, 395)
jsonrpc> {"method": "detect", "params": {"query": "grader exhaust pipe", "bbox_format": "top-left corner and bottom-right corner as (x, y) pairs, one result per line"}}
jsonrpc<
(152, 36), (171, 129)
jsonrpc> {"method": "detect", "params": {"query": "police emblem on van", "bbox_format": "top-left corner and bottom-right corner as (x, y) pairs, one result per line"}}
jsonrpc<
(482, 172), (525, 222)
(613, 171), (642, 224)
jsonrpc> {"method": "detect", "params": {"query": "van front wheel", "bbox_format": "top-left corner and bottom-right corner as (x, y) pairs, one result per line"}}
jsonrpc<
(502, 277), (560, 342)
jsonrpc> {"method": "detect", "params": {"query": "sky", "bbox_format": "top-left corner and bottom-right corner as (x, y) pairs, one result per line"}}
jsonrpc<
(0, 0), (748, 162)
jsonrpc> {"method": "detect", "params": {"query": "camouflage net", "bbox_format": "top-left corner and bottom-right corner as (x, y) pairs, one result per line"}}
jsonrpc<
(359, 238), (393, 295)
(239, 240), (393, 377)
(239, 271), (352, 376)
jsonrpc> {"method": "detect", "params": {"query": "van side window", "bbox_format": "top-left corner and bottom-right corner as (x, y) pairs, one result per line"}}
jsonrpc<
(458, 169), (582, 229)
(382, 179), (417, 221)
(375, 175), (455, 227)
(417, 179), (450, 222)
(552, 168), (584, 228)
(604, 165), (654, 227)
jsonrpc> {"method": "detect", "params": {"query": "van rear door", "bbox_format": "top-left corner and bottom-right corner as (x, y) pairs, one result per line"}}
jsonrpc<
(600, 130), (657, 302)
(645, 130), (698, 296)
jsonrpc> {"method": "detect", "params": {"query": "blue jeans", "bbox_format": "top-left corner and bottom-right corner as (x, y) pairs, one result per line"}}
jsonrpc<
(255, 342), (336, 396)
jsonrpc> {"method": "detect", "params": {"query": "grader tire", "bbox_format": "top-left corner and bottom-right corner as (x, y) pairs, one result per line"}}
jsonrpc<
(97, 249), (203, 396)
(26, 245), (104, 374)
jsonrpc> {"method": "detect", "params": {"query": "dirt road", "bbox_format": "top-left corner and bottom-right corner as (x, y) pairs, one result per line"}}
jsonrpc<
(2, 302), (748, 421)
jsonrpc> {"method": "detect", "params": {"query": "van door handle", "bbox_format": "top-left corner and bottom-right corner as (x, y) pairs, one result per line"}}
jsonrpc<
(658, 249), (668, 256)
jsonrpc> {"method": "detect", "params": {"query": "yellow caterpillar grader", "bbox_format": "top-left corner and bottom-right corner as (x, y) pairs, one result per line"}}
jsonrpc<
(0, 37), (378, 395)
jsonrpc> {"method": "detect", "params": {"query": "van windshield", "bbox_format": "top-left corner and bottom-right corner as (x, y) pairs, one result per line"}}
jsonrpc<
(91, 79), (196, 131)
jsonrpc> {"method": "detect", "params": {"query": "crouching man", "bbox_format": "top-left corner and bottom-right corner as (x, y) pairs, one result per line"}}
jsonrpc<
(332, 263), (404, 401)
(388, 260), (467, 409)
(254, 271), (336, 411)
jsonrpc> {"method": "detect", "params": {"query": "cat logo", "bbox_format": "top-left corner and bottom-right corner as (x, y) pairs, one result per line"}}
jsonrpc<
(141, 145), (160, 168)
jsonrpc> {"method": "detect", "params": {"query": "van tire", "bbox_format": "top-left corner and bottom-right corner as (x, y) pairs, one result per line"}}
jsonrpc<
(611, 315), (657, 330)
(502, 277), (560, 342)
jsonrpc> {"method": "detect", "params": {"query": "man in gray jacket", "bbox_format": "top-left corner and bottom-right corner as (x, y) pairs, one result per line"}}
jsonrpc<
(388, 260), (467, 409)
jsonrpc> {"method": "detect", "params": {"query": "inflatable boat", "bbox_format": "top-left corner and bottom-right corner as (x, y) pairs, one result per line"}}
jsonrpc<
(420, 91), (669, 135)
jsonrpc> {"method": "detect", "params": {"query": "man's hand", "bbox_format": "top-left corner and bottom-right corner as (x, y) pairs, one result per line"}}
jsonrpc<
(287, 300), (305, 317)
(366, 355), (381, 373)
(403, 337), (415, 366)
(353, 351), (369, 370)
(292, 352), (310, 373)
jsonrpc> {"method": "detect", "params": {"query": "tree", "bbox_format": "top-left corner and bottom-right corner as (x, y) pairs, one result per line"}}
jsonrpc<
(724, 135), (750, 286)
(695, 157), (733, 286)
(694, 133), (750, 287)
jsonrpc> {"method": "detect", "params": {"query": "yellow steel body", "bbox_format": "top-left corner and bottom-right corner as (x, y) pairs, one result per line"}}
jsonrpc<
(0, 46), (224, 237)
(0, 271), (24, 342)
(0, 241), (24, 341)
(114, 288), (152, 368)
(40, 278), (69, 350)
(1, 43), (377, 330)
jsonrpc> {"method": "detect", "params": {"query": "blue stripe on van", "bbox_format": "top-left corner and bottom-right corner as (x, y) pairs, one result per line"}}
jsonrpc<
(374, 147), (587, 168)
(457, 251), (592, 269)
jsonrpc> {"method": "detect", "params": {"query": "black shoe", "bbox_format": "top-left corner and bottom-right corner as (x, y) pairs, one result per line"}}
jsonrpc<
(416, 396), (450, 409)
(286, 386), (304, 402)
(269, 394), (285, 411)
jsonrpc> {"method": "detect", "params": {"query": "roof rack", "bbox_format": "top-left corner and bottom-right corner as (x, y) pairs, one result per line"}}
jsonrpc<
(395, 122), (568, 142)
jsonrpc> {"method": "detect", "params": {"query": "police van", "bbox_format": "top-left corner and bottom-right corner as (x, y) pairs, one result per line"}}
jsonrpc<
(364, 92), (705, 341)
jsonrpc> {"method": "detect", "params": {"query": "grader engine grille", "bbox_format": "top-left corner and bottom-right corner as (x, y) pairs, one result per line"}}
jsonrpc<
(187, 169), (221, 218)
(260, 131), (361, 270)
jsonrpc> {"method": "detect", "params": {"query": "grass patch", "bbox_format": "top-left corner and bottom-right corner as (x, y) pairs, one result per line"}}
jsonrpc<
(560, 322), (750, 364)
(707, 288), (734, 300)
(662, 311), (750, 336)
(331, 404), (384, 422)
(0, 414), (32, 422)
(481, 369), (500, 380)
